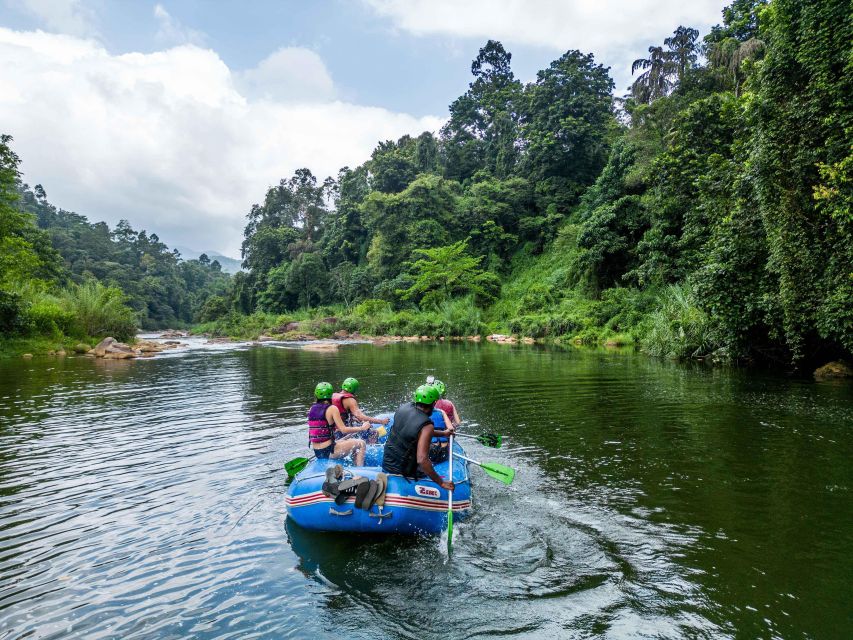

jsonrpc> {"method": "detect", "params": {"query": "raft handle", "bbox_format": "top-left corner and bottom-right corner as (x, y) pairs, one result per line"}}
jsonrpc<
(369, 507), (393, 523)
(329, 508), (353, 517)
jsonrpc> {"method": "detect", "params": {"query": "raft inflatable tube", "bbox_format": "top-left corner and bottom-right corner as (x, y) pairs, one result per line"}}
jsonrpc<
(286, 424), (471, 535)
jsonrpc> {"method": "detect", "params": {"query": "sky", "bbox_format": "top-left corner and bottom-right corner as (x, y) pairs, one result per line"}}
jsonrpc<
(0, 0), (728, 257)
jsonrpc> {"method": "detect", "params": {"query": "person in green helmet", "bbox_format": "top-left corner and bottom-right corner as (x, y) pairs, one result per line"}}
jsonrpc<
(381, 384), (454, 491)
(428, 377), (461, 427)
(308, 381), (368, 465)
(332, 376), (389, 443)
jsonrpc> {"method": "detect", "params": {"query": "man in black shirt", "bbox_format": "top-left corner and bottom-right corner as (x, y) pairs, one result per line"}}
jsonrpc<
(382, 384), (455, 491)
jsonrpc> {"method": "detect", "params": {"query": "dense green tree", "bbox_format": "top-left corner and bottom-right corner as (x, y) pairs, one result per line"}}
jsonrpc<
(361, 174), (460, 282)
(521, 50), (616, 216)
(398, 239), (497, 308)
(441, 40), (523, 181)
(750, 0), (853, 360)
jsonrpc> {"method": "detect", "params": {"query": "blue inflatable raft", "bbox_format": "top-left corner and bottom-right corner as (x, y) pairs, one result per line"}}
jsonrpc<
(285, 437), (471, 535)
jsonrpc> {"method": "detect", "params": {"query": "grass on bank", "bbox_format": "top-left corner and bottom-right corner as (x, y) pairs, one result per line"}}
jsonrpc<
(0, 281), (137, 357)
(193, 279), (720, 362)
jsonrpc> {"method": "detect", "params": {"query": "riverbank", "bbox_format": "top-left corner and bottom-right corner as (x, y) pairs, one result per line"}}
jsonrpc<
(191, 303), (641, 352)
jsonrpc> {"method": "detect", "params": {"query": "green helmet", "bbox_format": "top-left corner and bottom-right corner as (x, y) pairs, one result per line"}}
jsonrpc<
(432, 379), (447, 397)
(414, 384), (439, 405)
(342, 377), (360, 394)
(315, 381), (334, 400)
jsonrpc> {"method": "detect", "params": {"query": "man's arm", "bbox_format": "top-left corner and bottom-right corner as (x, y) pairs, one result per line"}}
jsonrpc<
(346, 397), (389, 425)
(431, 409), (456, 437)
(416, 424), (454, 491)
(328, 404), (369, 434)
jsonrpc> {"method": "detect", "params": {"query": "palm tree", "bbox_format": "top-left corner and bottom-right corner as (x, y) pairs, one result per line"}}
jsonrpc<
(665, 26), (700, 84)
(708, 37), (765, 97)
(631, 46), (673, 103)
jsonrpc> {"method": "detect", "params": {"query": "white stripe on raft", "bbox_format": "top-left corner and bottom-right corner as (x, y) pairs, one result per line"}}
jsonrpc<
(285, 491), (471, 512)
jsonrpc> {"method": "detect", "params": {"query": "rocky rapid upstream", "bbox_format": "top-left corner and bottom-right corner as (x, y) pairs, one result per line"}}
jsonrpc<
(0, 341), (851, 639)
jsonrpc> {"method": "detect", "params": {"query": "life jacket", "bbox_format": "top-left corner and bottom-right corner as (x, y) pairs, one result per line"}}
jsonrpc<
(382, 402), (433, 479)
(307, 402), (334, 445)
(430, 408), (448, 444)
(331, 391), (355, 425)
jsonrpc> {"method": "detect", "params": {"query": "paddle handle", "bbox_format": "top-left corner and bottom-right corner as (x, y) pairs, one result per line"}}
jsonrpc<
(455, 453), (482, 467)
(447, 434), (454, 552)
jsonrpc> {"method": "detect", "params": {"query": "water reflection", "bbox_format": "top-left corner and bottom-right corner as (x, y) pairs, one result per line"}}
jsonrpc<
(0, 343), (850, 638)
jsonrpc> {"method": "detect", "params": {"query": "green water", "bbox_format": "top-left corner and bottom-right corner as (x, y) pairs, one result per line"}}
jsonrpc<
(0, 341), (851, 638)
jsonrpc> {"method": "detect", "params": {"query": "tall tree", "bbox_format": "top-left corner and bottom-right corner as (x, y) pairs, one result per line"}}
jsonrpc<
(441, 40), (523, 181)
(631, 46), (674, 103)
(665, 26), (701, 84)
(521, 50), (616, 216)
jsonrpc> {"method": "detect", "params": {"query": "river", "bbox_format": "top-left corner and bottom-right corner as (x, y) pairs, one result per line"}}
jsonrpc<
(0, 340), (851, 639)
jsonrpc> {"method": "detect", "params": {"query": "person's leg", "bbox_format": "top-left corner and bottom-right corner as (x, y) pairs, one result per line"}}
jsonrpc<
(332, 439), (366, 466)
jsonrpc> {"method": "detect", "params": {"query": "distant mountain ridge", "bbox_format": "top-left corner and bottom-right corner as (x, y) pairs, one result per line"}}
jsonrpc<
(175, 246), (243, 274)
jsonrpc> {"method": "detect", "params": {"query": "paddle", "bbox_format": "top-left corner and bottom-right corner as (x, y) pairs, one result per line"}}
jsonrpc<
(454, 432), (505, 448)
(456, 454), (516, 485)
(284, 428), (381, 480)
(446, 434), (454, 553)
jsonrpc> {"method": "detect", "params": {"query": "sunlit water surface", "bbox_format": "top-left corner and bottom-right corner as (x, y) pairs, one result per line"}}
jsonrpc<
(0, 341), (851, 639)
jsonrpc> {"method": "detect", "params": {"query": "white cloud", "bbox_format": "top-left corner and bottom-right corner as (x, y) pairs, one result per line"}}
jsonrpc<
(235, 47), (336, 103)
(364, 0), (726, 91)
(0, 27), (443, 255)
(153, 3), (206, 47)
(6, 0), (96, 37)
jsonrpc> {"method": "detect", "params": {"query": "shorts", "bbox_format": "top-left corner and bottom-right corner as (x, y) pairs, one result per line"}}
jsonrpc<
(428, 442), (448, 463)
(313, 443), (333, 459)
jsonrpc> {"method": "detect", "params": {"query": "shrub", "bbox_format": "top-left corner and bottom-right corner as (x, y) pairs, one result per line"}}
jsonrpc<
(26, 298), (75, 337)
(59, 281), (137, 341)
(0, 290), (28, 334)
(353, 299), (393, 318)
(641, 284), (720, 359)
(197, 295), (229, 323)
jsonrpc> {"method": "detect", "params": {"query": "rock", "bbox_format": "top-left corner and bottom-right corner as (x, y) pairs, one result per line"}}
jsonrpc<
(91, 337), (117, 356)
(280, 322), (302, 333)
(814, 361), (853, 380)
(205, 337), (234, 344)
(322, 316), (338, 325)
(135, 341), (165, 353)
(102, 350), (136, 359)
(22, 353), (33, 359)
(258, 335), (276, 342)
(334, 330), (350, 339)
(74, 343), (91, 353)
(403, 336), (420, 342)
(302, 341), (339, 352)
(164, 340), (181, 345)
(420, 335), (431, 341)
(91, 337), (137, 359)
(351, 331), (361, 338)
(159, 329), (187, 339)
(487, 334), (517, 344)
(521, 337), (535, 345)
(467, 335), (481, 342)
(56, 349), (66, 356)
(47, 350), (56, 356)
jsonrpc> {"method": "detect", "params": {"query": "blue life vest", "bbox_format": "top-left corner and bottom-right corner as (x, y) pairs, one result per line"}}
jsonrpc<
(430, 408), (448, 444)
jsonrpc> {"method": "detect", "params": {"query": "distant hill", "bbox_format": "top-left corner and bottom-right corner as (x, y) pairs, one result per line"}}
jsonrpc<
(175, 246), (243, 274)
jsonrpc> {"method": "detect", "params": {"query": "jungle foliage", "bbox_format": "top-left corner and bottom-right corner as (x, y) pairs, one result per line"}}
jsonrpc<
(3, 0), (850, 367)
(231, 0), (850, 366)
(0, 133), (232, 349)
